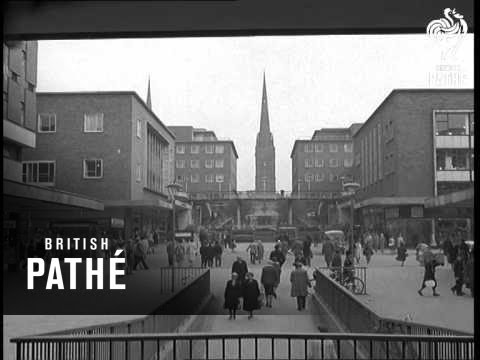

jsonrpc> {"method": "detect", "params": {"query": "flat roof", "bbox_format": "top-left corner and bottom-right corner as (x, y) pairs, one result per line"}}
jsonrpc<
(175, 139), (239, 158)
(37, 91), (176, 140)
(352, 88), (474, 137)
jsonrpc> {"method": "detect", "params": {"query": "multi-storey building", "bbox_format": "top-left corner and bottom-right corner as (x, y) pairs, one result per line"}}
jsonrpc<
(291, 124), (362, 194)
(351, 89), (474, 246)
(22, 91), (189, 239)
(3, 41), (104, 271)
(168, 126), (238, 195)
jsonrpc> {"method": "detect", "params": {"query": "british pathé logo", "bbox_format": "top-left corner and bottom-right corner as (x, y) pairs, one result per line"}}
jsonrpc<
(427, 8), (468, 35)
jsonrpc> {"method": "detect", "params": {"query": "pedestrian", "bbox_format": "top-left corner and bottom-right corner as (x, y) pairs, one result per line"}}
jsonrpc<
(166, 236), (175, 267)
(125, 237), (135, 274)
(418, 256), (440, 297)
(442, 234), (455, 267)
(134, 235), (149, 270)
(214, 240), (223, 267)
(232, 256), (248, 284)
(270, 244), (286, 268)
(261, 260), (280, 307)
(175, 239), (185, 266)
(185, 238), (196, 266)
(331, 248), (342, 280)
(303, 235), (313, 267)
(322, 238), (335, 268)
(353, 240), (362, 264)
(242, 272), (261, 319)
(342, 250), (355, 284)
(451, 253), (465, 296)
(290, 262), (311, 311)
(464, 249), (474, 297)
(396, 241), (408, 266)
(256, 239), (265, 263)
(379, 232), (385, 254)
(205, 242), (215, 268)
(224, 272), (243, 320)
(199, 242), (207, 268)
(246, 240), (258, 265)
(363, 241), (374, 265)
(396, 233), (405, 250)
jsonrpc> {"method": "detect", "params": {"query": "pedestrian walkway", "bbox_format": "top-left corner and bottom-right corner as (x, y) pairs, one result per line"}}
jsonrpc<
(312, 247), (474, 333)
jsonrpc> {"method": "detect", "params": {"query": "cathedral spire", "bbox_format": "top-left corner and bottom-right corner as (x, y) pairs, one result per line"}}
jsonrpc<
(146, 76), (152, 110)
(259, 71), (270, 133)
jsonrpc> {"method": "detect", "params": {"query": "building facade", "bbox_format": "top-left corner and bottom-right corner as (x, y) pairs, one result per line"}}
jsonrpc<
(291, 125), (361, 194)
(255, 74), (276, 192)
(351, 89), (474, 246)
(168, 126), (238, 195)
(22, 92), (187, 239)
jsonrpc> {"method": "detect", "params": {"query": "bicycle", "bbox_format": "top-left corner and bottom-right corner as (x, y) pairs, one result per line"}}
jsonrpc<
(329, 268), (365, 295)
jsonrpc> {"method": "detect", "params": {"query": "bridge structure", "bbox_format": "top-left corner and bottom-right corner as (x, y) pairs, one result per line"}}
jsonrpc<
(187, 191), (350, 231)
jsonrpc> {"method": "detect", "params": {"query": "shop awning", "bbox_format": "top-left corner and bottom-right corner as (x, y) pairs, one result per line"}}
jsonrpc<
(3, 179), (104, 211)
(424, 187), (474, 209)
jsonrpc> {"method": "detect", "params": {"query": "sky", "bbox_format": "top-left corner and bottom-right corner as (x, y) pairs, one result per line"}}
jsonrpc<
(37, 34), (474, 191)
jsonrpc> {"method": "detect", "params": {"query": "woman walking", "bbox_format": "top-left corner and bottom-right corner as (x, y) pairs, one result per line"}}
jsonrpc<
(290, 262), (311, 311)
(353, 240), (363, 264)
(243, 272), (261, 319)
(363, 241), (374, 265)
(224, 273), (243, 319)
(418, 256), (440, 297)
(396, 241), (408, 266)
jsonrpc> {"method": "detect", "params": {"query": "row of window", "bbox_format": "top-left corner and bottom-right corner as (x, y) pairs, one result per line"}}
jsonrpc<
(176, 159), (224, 169)
(304, 158), (353, 168)
(434, 111), (474, 136)
(22, 159), (103, 185)
(302, 173), (341, 183)
(176, 144), (224, 154)
(303, 143), (353, 153)
(38, 113), (105, 133)
(176, 174), (225, 183)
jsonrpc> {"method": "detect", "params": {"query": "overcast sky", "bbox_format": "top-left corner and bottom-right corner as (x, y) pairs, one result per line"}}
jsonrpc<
(37, 35), (473, 191)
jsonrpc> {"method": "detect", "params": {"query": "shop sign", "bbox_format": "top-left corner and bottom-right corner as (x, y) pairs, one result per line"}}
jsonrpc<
(110, 218), (125, 228)
(3, 220), (16, 229)
(411, 206), (424, 218)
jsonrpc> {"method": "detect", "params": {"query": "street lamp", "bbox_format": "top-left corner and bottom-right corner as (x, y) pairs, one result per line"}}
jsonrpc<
(342, 180), (360, 251)
(167, 182), (182, 236)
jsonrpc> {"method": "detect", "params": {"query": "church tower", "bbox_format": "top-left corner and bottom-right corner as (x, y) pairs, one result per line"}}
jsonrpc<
(255, 73), (276, 192)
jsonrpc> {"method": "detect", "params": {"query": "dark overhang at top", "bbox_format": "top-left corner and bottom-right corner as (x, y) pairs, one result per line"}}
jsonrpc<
(3, 1), (474, 40)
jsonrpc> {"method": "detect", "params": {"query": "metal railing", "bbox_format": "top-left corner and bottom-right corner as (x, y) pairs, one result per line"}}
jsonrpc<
(315, 266), (367, 295)
(11, 332), (474, 360)
(156, 267), (207, 293)
(188, 191), (342, 201)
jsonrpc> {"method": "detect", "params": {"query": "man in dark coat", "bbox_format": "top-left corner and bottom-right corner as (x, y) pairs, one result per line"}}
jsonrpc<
(213, 241), (223, 267)
(166, 237), (175, 267)
(199, 243), (207, 268)
(451, 253), (465, 296)
(243, 272), (261, 319)
(205, 242), (215, 268)
(261, 261), (280, 307)
(224, 272), (242, 319)
(270, 244), (286, 267)
(290, 262), (311, 311)
(322, 239), (335, 267)
(232, 256), (248, 284)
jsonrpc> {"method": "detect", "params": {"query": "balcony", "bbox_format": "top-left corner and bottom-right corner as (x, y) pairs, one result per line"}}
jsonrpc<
(435, 135), (470, 149)
(3, 119), (36, 148)
(436, 170), (471, 182)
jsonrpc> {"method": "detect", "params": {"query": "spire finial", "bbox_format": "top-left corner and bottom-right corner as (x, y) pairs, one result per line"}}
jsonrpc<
(259, 72), (270, 133)
(146, 76), (152, 110)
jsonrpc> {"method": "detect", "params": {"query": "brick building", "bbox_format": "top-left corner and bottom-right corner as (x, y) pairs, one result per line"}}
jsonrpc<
(22, 91), (190, 239)
(168, 126), (238, 195)
(3, 42), (104, 270)
(351, 89), (474, 246)
(291, 124), (362, 194)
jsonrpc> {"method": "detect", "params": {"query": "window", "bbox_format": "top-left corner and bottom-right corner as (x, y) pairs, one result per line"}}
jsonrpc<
(176, 175), (185, 182)
(329, 144), (338, 152)
(436, 149), (470, 171)
(176, 145), (185, 154)
(205, 174), (214, 183)
(315, 143), (323, 152)
(215, 145), (224, 154)
(38, 114), (56, 133)
(135, 164), (142, 182)
(304, 143), (313, 153)
(304, 158), (313, 168)
(84, 113), (104, 132)
(191, 144), (199, 154)
(191, 173), (200, 183)
(136, 119), (142, 138)
(344, 143), (353, 152)
(176, 160), (185, 168)
(190, 159), (200, 168)
(344, 158), (354, 168)
(315, 159), (324, 168)
(205, 144), (214, 154)
(329, 173), (338, 182)
(304, 173), (314, 182)
(435, 112), (470, 136)
(205, 159), (214, 168)
(216, 174), (224, 183)
(215, 159), (224, 168)
(22, 161), (55, 185)
(83, 159), (103, 179)
(329, 159), (339, 167)
(315, 173), (325, 182)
